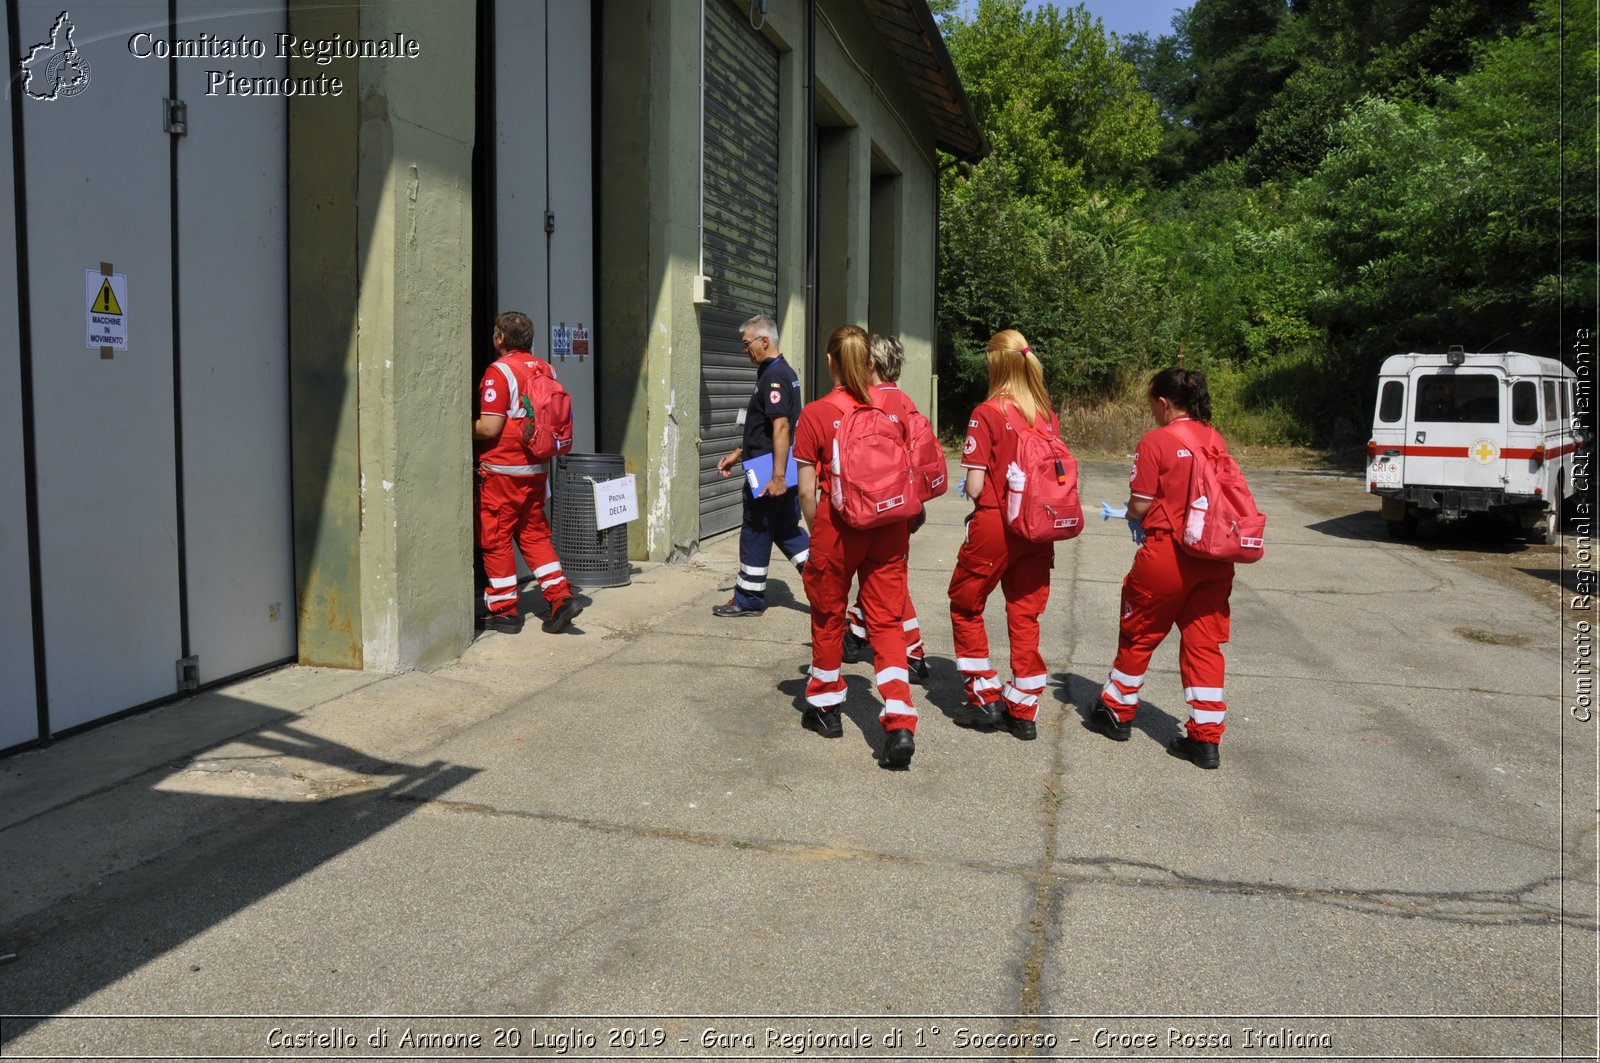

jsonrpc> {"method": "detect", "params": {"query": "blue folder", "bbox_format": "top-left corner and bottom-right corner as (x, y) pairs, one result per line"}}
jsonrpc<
(745, 449), (799, 497)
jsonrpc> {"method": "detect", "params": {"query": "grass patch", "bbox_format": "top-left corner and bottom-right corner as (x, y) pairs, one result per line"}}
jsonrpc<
(1453, 626), (1532, 647)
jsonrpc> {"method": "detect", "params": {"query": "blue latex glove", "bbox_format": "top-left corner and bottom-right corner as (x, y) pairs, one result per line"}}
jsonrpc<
(959, 477), (968, 501)
(1129, 518), (1145, 545)
(1100, 501), (1127, 521)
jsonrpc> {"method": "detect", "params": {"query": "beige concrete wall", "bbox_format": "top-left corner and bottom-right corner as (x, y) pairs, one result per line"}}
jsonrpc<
(598, 0), (945, 558)
(289, 0), (475, 670)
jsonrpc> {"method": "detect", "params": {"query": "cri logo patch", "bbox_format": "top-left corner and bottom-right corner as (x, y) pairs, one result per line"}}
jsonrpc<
(963, 436), (977, 455)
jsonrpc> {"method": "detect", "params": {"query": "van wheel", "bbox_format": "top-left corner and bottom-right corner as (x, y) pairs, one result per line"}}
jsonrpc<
(1538, 478), (1563, 544)
(1386, 509), (1419, 540)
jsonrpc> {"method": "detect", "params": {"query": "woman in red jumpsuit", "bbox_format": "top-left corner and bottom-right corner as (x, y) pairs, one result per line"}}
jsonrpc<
(1094, 368), (1234, 770)
(844, 333), (928, 681)
(947, 329), (1061, 741)
(793, 325), (919, 768)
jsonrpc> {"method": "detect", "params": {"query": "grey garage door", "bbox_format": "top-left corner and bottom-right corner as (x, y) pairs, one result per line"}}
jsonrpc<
(698, 0), (781, 539)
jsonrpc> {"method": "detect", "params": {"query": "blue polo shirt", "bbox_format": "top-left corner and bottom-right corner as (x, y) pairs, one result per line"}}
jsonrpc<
(742, 354), (802, 458)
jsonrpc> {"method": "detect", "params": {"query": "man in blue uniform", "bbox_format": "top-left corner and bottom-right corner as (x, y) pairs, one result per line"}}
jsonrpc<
(713, 314), (809, 617)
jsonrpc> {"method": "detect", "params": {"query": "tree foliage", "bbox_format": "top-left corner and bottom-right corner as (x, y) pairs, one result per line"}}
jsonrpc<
(934, 0), (1594, 445)
(936, 0), (1162, 419)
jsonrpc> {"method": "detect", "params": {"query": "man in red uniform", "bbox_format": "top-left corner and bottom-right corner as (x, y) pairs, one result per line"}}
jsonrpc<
(474, 311), (583, 635)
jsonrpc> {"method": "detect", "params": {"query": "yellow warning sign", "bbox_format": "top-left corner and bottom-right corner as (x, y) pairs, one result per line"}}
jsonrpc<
(91, 278), (122, 316)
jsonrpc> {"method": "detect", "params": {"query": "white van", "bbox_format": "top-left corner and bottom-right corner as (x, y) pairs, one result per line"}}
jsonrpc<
(1367, 348), (1589, 541)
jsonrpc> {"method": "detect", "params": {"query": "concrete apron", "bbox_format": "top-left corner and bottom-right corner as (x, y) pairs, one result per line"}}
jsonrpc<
(0, 458), (1590, 1059)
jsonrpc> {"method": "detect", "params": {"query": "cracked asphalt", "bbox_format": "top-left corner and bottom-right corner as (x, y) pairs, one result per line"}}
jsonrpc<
(1, 459), (1594, 1061)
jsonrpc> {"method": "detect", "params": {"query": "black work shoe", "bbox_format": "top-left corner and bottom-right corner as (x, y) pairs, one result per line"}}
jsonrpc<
(1091, 703), (1133, 742)
(908, 655), (930, 681)
(712, 599), (764, 618)
(841, 630), (869, 663)
(881, 728), (915, 768)
(1168, 735), (1220, 769)
(542, 598), (583, 633)
(953, 701), (1004, 728)
(1002, 713), (1038, 741)
(482, 612), (523, 634)
(801, 707), (843, 739)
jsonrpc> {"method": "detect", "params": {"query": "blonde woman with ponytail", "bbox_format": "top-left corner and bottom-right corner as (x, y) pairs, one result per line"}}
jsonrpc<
(947, 329), (1064, 741)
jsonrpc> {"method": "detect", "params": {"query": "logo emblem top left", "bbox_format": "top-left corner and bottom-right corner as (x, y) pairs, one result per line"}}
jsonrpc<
(21, 12), (92, 101)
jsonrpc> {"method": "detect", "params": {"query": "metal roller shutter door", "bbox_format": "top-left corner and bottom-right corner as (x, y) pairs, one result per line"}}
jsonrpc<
(699, 0), (781, 538)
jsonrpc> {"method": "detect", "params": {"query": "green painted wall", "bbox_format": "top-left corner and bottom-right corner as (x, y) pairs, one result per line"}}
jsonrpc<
(288, 0), (362, 668)
(599, 0), (705, 561)
(289, 0), (476, 670)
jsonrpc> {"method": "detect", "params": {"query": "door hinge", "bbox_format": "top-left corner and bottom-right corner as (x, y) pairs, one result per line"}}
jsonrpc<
(544, 210), (556, 235)
(177, 655), (199, 691)
(164, 98), (188, 136)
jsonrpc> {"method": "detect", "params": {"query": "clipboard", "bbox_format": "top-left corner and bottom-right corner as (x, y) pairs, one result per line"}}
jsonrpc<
(745, 450), (799, 497)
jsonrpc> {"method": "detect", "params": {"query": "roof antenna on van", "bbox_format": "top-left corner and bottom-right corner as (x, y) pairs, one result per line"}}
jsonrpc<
(1476, 333), (1509, 354)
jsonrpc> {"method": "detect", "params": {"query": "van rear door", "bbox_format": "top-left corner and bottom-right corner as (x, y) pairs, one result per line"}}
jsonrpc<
(1404, 368), (1506, 489)
(1369, 376), (1407, 490)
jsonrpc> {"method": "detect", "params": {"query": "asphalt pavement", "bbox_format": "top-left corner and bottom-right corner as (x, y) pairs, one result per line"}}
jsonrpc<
(1, 458), (1594, 1061)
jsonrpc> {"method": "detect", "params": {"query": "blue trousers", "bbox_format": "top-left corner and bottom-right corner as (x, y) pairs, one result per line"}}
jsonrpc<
(734, 487), (810, 610)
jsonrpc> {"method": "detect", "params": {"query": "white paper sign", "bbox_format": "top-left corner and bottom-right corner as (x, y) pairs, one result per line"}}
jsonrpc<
(593, 473), (637, 531)
(85, 269), (128, 351)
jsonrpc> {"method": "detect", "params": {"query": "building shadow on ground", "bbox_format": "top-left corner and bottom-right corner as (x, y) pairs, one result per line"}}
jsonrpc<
(0, 707), (479, 1046)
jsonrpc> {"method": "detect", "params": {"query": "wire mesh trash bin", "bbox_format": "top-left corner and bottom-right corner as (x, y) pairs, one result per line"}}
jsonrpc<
(550, 453), (632, 589)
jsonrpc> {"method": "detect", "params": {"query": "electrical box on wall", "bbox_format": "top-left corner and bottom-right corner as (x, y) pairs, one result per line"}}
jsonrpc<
(693, 274), (710, 306)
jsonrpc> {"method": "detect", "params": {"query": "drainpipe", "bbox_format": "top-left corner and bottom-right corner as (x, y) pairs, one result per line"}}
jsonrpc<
(804, 0), (818, 397)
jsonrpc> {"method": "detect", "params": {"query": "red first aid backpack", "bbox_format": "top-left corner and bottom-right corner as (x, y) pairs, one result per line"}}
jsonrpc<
(903, 406), (949, 503)
(996, 402), (1083, 542)
(500, 359), (573, 462)
(1170, 420), (1265, 564)
(828, 392), (922, 529)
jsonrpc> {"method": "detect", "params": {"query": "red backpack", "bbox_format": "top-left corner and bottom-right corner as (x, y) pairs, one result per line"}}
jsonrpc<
(828, 392), (922, 529)
(498, 359), (573, 462)
(996, 402), (1083, 542)
(1170, 421), (1265, 563)
(904, 407), (949, 503)
(868, 387), (949, 504)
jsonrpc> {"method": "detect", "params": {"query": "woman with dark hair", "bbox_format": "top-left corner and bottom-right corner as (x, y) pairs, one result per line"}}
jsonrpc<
(1094, 367), (1236, 770)
(947, 329), (1063, 742)
(792, 325), (919, 768)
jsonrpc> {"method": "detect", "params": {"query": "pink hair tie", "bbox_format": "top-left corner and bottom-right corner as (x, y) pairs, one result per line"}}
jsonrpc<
(1020, 346), (1032, 354)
